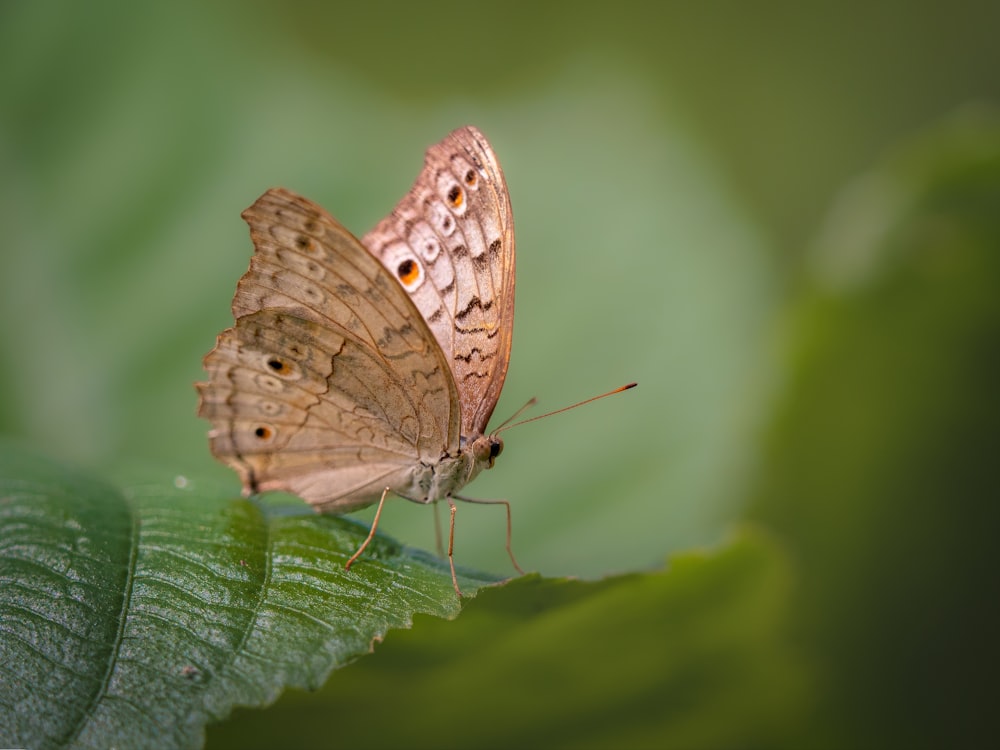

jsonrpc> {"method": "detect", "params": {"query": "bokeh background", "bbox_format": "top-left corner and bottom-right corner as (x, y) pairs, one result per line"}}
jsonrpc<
(2, 0), (998, 746)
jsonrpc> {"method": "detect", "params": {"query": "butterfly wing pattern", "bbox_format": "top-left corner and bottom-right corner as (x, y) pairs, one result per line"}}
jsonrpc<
(363, 126), (515, 437)
(197, 187), (463, 511)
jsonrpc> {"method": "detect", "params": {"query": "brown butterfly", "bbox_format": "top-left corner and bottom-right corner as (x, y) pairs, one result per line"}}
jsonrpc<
(197, 127), (520, 595)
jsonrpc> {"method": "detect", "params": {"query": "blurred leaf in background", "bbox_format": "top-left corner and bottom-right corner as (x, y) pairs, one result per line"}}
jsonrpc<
(1, 0), (998, 747)
(748, 111), (1000, 747)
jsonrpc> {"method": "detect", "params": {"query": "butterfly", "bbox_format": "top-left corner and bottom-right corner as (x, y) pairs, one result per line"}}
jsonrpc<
(197, 127), (520, 595)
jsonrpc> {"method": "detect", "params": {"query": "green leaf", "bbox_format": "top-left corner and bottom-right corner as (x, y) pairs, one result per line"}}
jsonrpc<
(208, 529), (806, 750)
(0, 441), (499, 750)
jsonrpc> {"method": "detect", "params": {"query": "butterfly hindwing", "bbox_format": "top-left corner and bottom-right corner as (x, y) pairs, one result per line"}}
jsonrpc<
(363, 126), (516, 436)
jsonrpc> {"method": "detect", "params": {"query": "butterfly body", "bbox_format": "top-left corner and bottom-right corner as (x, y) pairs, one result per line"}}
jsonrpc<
(197, 127), (514, 526)
(397, 433), (501, 508)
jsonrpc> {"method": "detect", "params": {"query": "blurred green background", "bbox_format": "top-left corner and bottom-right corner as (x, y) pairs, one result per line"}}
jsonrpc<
(2, 0), (998, 746)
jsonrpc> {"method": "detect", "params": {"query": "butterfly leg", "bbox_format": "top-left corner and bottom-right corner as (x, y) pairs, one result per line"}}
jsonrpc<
(345, 486), (390, 571)
(446, 498), (463, 597)
(453, 495), (525, 575)
(433, 501), (445, 558)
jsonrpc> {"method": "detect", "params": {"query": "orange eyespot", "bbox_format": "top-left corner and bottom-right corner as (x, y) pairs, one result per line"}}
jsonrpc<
(447, 185), (463, 208)
(397, 258), (420, 286)
(254, 426), (272, 439)
(267, 358), (290, 374)
(464, 169), (477, 186)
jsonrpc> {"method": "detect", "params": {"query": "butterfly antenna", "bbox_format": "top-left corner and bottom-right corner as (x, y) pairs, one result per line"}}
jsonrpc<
(491, 397), (539, 432)
(494, 382), (637, 436)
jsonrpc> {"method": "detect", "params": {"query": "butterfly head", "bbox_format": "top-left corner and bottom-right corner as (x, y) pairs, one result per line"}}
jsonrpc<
(470, 434), (504, 469)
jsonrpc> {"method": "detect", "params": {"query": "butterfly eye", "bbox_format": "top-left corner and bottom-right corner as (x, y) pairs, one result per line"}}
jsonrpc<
(488, 438), (503, 466)
(447, 185), (463, 208)
(471, 436), (503, 467)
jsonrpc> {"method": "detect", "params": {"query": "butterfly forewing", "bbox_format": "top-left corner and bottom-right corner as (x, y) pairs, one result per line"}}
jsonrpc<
(197, 188), (462, 510)
(363, 126), (516, 437)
